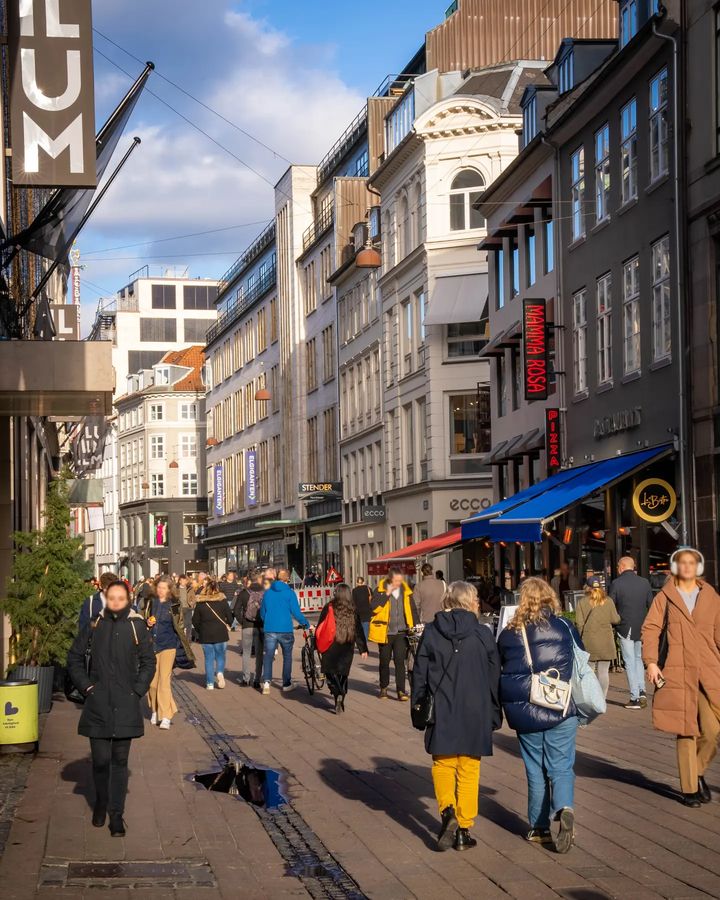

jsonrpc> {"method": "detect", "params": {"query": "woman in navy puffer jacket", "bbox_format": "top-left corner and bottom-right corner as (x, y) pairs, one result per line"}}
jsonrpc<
(498, 577), (581, 854)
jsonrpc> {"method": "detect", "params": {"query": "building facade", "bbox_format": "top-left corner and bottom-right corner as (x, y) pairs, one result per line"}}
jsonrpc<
(115, 347), (208, 581)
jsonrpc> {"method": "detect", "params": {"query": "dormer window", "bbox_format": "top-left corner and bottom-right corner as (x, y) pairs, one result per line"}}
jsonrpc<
(620, 0), (639, 47)
(155, 366), (170, 385)
(558, 50), (574, 94)
(522, 94), (537, 147)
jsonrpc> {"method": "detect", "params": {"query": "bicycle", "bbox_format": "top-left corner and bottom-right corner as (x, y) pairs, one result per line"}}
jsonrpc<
(301, 629), (325, 695)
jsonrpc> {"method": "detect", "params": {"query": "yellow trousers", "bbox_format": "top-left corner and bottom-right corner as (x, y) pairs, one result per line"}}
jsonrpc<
(677, 690), (720, 793)
(431, 755), (481, 829)
(148, 648), (177, 722)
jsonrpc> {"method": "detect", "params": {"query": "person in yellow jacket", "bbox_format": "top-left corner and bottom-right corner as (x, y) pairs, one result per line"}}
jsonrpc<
(370, 566), (415, 700)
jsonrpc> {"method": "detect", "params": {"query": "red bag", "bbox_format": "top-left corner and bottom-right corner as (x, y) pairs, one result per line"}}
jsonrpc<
(314, 604), (336, 653)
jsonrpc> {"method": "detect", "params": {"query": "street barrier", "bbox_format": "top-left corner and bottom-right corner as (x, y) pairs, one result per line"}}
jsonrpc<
(295, 587), (332, 612)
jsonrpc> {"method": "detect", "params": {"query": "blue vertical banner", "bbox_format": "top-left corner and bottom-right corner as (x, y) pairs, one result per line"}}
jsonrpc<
(214, 463), (224, 516)
(246, 449), (257, 508)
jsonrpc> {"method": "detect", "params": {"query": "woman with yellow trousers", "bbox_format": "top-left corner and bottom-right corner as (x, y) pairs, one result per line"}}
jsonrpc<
(145, 575), (194, 729)
(411, 581), (501, 851)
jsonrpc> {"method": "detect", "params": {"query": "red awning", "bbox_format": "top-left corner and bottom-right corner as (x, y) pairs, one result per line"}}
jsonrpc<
(370, 527), (463, 563)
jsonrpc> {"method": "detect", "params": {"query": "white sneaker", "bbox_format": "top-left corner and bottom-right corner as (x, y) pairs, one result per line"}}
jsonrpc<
(159, 718), (171, 730)
(282, 683), (295, 693)
(205, 684), (214, 690)
(150, 712), (158, 726)
(216, 673), (225, 689)
(261, 682), (271, 695)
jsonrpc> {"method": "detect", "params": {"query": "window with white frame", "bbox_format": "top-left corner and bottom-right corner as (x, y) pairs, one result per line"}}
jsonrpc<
(182, 473), (198, 496)
(652, 235), (671, 362)
(402, 298), (414, 376)
(571, 146), (585, 241)
(595, 124), (610, 222)
(650, 68), (669, 181)
(154, 366), (170, 386)
(620, 0), (639, 47)
(150, 473), (164, 497)
(621, 98), (638, 204)
(596, 273), (613, 385)
(449, 170), (485, 231)
(149, 403), (163, 421)
(623, 256), (641, 375)
(180, 434), (197, 458)
(573, 289), (588, 394)
(180, 402), (197, 420)
(150, 435), (164, 459)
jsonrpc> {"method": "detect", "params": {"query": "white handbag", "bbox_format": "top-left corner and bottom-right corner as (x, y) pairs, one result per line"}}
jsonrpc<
(521, 626), (572, 714)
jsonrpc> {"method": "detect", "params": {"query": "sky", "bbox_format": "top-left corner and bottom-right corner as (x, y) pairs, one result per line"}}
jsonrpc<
(78, 0), (446, 333)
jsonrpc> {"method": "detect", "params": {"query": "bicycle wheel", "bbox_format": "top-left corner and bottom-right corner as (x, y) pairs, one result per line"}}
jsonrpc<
(301, 646), (315, 695)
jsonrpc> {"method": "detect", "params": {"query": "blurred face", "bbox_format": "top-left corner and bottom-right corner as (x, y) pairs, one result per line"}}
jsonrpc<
(227, 571), (236, 582)
(390, 573), (403, 591)
(560, 563), (570, 577)
(676, 552), (699, 581)
(156, 580), (171, 601)
(106, 585), (129, 612)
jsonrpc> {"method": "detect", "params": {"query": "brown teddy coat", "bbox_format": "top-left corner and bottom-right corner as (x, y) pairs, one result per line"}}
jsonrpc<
(641, 580), (720, 737)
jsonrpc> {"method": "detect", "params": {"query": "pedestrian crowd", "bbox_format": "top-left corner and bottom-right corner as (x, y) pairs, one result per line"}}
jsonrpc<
(67, 548), (719, 859)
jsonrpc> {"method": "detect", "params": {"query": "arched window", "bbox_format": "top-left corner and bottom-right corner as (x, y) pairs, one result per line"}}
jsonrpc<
(449, 169), (485, 231)
(413, 182), (423, 247)
(397, 195), (409, 259)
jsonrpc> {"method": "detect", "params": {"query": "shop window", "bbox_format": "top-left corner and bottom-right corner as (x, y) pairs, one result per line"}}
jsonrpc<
(150, 513), (168, 547)
(183, 513), (207, 543)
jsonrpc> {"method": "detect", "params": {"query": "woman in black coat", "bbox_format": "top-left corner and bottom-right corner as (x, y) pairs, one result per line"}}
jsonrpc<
(67, 581), (155, 837)
(192, 579), (233, 690)
(317, 584), (368, 713)
(497, 577), (581, 853)
(411, 581), (501, 852)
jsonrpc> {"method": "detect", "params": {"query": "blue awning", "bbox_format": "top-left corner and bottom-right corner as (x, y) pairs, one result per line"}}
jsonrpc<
(462, 444), (673, 544)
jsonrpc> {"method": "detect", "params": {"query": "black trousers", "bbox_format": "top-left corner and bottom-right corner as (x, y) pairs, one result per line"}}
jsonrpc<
(90, 737), (132, 815)
(326, 673), (348, 698)
(378, 633), (408, 693)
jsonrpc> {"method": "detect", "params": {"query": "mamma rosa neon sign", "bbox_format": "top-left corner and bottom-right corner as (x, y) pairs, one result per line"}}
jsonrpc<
(522, 299), (549, 401)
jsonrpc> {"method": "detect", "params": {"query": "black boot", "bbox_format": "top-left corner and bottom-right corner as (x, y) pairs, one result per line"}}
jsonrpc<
(698, 776), (712, 804)
(680, 792), (702, 808)
(92, 802), (106, 828)
(109, 813), (126, 837)
(454, 828), (477, 851)
(437, 806), (457, 851)
(334, 695), (343, 715)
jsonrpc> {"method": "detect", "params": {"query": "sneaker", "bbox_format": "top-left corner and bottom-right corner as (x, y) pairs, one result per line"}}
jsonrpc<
(159, 718), (171, 730)
(150, 712), (158, 726)
(397, 692), (410, 702)
(261, 682), (271, 695)
(454, 828), (478, 852)
(205, 684), (214, 691)
(437, 806), (457, 852)
(216, 673), (225, 689)
(624, 699), (642, 710)
(378, 688), (389, 700)
(526, 828), (553, 845)
(555, 807), (575, 854)
(282, 683), (295, 693)
(639, 692), (648, 709)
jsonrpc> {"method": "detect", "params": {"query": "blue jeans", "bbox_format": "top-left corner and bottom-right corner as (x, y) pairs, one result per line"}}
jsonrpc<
(263, 632), (295, 686)
(202, 642), (228, 687)
(362, 621), (370, 641)
(618, 633), (645, 700)
(517, 717), (578, 829)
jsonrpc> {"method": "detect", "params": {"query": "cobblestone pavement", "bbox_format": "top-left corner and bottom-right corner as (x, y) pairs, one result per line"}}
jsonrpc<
(0, 633), (719, 899)
(0, 748), (34, 857)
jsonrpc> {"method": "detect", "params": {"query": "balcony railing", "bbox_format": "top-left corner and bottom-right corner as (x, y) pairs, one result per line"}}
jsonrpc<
(206, 263), (277, 346)
(217, 221), (275, 300)
(317, 108), (368, 185)
(302, 202), (334, 253)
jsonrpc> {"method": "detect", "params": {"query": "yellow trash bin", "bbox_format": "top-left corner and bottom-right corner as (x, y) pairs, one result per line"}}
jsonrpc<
(0, 680), (39, 752)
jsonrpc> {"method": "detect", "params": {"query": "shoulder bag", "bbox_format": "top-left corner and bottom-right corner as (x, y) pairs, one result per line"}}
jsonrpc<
(411, 637), (459, 730)
(521, 625), (572, 714)
(558, 617), (606, 721)
(207, 602), (232, 637)
(64, 629), (93, 705)
(657, 599), (670, 669)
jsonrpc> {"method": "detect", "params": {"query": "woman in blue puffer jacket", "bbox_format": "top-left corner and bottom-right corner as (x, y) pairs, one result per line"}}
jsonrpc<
(498, 577), (581, 854)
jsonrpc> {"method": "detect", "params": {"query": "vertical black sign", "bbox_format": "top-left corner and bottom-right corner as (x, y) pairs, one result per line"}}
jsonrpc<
(9, 0), (96, 187)
(545, 407), (561, 472)
(523, 298), (548, 401)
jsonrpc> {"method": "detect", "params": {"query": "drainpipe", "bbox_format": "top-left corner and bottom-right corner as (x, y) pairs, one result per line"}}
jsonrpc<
(653, 19), (688, 544)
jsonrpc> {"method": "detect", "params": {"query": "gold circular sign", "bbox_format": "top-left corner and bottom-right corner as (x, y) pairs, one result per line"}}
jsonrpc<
(632, 478), (677, 523)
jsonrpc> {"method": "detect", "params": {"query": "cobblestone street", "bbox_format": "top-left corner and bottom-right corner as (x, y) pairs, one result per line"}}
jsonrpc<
(1, 634), (719, 899)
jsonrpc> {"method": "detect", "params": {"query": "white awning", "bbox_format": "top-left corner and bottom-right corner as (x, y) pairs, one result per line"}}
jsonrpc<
(424, 274), (488, 326)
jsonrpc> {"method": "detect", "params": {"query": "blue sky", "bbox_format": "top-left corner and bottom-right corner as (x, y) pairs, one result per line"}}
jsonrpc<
(78, 0), (445, 332)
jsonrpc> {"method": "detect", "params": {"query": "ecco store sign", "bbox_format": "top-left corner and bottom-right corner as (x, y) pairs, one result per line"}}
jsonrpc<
(9, 0), (96, 187)
(449, 498), (491, 512)
(593, 406), (642, 440)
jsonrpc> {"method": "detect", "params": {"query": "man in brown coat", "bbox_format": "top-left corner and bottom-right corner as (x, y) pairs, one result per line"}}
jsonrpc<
(642, 548), (720, 807)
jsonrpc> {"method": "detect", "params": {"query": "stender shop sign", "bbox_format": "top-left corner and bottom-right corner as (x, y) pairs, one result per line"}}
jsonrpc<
(522, 298), (548, 401)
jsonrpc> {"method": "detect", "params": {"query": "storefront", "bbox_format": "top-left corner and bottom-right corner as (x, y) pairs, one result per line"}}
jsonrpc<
(461, 444), (679, 588)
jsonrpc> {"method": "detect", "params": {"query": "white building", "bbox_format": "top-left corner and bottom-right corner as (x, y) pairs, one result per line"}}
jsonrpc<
(88, 271), (218, 574)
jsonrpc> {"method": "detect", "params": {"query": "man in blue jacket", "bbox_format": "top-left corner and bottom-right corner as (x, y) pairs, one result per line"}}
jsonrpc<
(259, 568), (310, 694)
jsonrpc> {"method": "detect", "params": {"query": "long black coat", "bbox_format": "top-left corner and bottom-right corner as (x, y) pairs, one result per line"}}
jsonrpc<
(317, 603), (368, 677)
(411, 609), (502, 758)
(67, 607), (156, 739)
